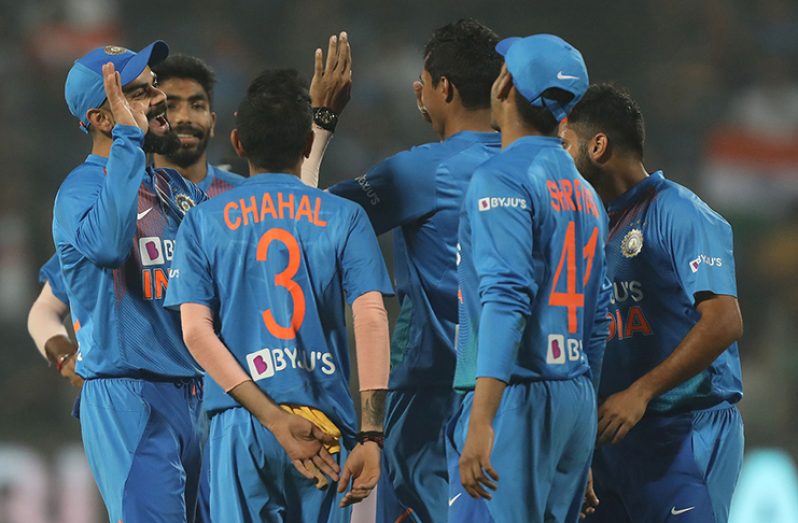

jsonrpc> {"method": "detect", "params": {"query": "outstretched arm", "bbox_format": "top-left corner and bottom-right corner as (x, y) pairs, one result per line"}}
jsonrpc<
(302, 31), (352, 187)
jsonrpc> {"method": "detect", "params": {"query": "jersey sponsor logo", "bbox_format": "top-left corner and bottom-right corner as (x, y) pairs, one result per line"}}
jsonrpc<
(689, 254), (722, 273)
(139, 237), (175, 266)
(246, 347), (336, 381)
(670, 506), (695, 516)
(355, 173), (380, 206)
(610, 280), (644, 305)
(621, 229), (643, 258)
(546, 334), (583, 364)
(477, 196), (527, 212)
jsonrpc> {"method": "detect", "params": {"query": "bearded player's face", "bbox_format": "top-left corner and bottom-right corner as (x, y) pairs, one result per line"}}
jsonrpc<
(160, 77), (216, 168)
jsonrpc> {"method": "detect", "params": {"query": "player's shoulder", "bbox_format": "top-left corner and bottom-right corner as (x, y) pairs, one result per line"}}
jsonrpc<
(209, 164), (247, 186)
(55, 159), (106, 209)
(380, 140), (453, 175)
(652, 173), (731, 228)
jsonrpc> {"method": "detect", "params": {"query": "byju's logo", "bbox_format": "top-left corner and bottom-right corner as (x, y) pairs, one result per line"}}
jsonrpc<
(689, 254), (723, 273)
(547, 334), (566, 364)
(139, 237), (175, 267)
(247, 348), (276, 380)
(478, 197), (527, 212)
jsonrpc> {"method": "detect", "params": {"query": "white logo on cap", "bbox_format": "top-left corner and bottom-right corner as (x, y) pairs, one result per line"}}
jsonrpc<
(557, 71), (580, 81)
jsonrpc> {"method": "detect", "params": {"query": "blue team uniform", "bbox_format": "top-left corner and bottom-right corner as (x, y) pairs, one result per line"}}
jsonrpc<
(164, 173), (393, 523)
(329, 130), (501, 523)
(448, 136), (611, 522)
(586, 171), (744, 523)
(39, 254), (69, 304)
(199, 163), (247, 198)
(52, 124), (208, 523)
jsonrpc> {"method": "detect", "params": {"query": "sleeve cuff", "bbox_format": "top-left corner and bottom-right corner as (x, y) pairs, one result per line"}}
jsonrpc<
(475, 304), (525, 383)
(112, 124), (145, 143)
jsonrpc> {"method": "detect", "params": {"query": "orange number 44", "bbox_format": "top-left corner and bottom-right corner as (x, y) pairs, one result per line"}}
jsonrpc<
(256, 228), (306, 340)
(548, 222), (599, 334)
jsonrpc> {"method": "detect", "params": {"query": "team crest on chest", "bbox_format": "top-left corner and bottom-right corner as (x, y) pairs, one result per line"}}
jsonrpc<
(621, 228), (644, 258)
(175, 194), (196, 214)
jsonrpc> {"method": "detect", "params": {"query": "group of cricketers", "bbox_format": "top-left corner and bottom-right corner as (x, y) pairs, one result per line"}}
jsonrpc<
(26, 16), (744, 523)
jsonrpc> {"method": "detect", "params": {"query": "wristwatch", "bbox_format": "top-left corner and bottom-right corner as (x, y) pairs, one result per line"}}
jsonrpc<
(313, 107), (339, 132)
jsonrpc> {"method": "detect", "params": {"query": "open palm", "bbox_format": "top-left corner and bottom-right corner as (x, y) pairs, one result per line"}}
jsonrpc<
(101, 62), (148, 132)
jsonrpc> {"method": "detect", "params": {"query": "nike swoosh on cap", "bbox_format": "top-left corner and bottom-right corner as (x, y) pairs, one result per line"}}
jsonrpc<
(137, 207), (153, 220)
(557, 71), (580, 80)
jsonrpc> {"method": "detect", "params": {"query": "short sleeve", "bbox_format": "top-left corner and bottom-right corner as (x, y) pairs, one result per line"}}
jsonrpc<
(339, 205), (394, 304)
(662, 194), (737, 303)
(163, 210), (217, 310)
(39, 254), (69, 304)
(328, 149), (438, 235)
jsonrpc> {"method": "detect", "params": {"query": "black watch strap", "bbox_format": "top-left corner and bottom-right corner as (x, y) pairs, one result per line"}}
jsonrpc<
(356, 430), (384, 448)
(313, 107), (339, 132)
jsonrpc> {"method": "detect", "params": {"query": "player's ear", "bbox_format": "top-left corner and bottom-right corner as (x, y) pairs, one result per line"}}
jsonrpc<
(209, 111), (217, 139)
(441, 76), (455, 104)
(230, 128), (246, 158)
(303, 130), (315, 159)
(590, 133), (610, 163)
(86, 107), (114, 135)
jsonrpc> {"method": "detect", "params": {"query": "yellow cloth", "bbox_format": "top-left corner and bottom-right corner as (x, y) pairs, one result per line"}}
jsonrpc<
(279, 404), (341, 454)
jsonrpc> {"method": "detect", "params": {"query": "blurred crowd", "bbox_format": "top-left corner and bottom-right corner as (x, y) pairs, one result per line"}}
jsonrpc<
(1, 0), (796, 469)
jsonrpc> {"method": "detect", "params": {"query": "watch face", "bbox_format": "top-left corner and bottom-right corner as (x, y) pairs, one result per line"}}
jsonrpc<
(314, 108), (338, 130)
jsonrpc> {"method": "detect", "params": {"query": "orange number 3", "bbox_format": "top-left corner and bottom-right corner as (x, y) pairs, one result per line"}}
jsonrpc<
(549, 222), (599, 334)
(256, 229), (306, 340)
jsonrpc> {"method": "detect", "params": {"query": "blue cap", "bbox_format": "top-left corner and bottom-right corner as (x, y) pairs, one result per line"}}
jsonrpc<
(496, 34), (588, 121)
(64, 41), (169, 133)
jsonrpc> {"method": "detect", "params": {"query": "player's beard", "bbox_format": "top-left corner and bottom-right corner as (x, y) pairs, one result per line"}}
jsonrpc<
(143, 102), (181, 155)
(166, 124), (210, 168)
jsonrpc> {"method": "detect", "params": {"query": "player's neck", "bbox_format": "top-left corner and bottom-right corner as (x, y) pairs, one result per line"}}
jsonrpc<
(601, 161), (649, 202)
(439, 107), (494, 140)
(90, 136), (112, 158)
(247, 159), (302, 178)
(154, 154), (209, 184)
(499, 120), (549, 149)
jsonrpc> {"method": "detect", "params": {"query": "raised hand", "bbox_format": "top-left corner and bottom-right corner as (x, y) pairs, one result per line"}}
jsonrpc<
(102, 62), (147, 132)
(338, 441), (380, 507)
(309, 32), (352, 115)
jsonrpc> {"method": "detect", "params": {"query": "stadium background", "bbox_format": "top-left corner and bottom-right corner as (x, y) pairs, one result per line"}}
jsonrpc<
(1, 0), (797, 520)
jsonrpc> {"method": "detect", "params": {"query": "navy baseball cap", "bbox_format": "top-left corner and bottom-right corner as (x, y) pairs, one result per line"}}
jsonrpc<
(64, 41), (169, 133)
(496, 34), (588, 121)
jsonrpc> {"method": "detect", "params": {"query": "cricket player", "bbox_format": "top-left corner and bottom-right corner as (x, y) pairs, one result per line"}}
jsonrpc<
(53, 42), (210, 523)
(165, 68), (393, 523)
(323, 19), (502, 522)
(448, 34), (611, 522)
(561, 84), (744, 523)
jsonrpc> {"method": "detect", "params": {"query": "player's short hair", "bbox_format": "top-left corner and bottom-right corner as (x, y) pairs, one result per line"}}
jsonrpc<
(152, 54), (216, 105)
(567, 83), (645, 158)
(235, 69), (312, 172)
(423, 18), (501, 109)
(514, 88), (574, 135)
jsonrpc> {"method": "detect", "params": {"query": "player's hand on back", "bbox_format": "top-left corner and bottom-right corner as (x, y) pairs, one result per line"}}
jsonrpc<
(102, 62), (148, 132)
(337, 440), (380, 507)
(459, 421), (499, 500)
(45, 335), (83, 389)
(310, 32), (352, 115)
(269, 411), (340, 483)
(596, 386), (649, 445)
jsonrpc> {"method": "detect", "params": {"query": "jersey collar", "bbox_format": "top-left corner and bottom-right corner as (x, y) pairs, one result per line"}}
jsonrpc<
(84, 154), (108, 166)
(607, 170), (665, 213)
(446, 130), (501, 144)
(504, 135), (563, 153)
(243, 172), (305, 187)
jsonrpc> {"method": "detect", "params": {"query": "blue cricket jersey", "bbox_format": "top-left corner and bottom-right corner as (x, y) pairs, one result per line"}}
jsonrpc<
(39, 254), (69, 304)
(600, 171), (743, 413)
(52, 125), (207, 379)
(330, 131), (501, 389)
(454, 136), (611, 391)
(199, 163), (246, 198)
(164, 173), (393, 437)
